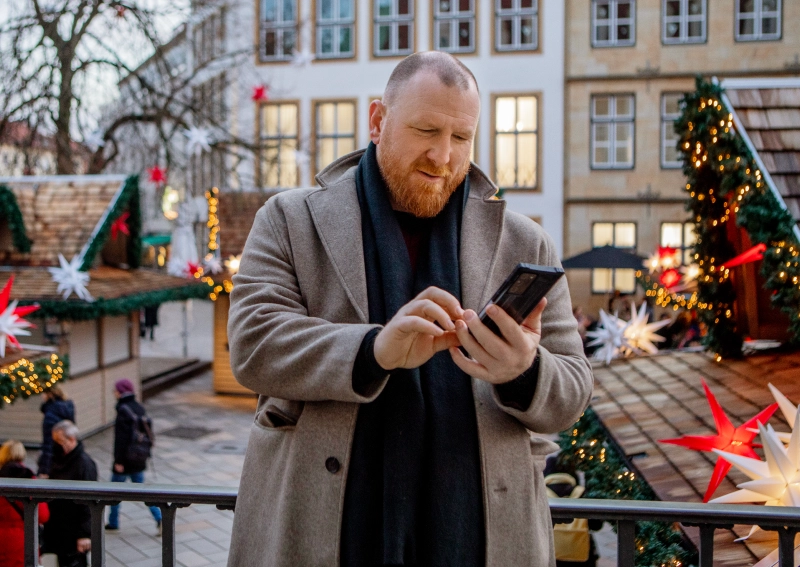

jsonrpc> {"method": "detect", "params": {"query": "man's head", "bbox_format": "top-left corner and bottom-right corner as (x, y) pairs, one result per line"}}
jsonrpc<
(52, 420), (80, 454)
(369, 51), (480, 218)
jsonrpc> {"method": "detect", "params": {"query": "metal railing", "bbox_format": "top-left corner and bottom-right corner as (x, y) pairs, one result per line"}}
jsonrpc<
(2, 478), (799, 567)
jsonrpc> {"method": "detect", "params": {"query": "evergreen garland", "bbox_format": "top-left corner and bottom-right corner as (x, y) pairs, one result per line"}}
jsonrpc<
(0, 185), (33, 253)
(557, 408), (696, 566)
(80, 175), (142, 271)
(0, 353), (69, 408)
(673, 78), (800, 357)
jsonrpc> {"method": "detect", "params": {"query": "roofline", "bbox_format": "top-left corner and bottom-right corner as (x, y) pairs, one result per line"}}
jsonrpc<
(0, 174), (127, 184)
(720, 77), (800, 90)
(713, 77), (800, 243)
(77, 177), (129, 263)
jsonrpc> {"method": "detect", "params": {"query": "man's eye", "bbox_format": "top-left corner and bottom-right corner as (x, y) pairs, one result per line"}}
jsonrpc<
(416, 128), (434, 133)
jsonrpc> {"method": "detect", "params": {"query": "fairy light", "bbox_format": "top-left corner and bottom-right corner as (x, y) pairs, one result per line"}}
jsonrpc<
(0, 353), (66, 406)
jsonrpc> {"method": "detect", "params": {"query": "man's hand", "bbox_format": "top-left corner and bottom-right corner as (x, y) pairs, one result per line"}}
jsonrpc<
(449, 298), (547, 384)
(77, 538), (91, 553)
(114, 463), (124, 473)
(374, 287), (463, 371)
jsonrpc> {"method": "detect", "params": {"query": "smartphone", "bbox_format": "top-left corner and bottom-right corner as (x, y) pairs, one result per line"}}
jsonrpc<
(478, 263), (565, 337)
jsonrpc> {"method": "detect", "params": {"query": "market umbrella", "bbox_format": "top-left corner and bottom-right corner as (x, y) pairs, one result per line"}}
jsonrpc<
(561, 245), (646, 270)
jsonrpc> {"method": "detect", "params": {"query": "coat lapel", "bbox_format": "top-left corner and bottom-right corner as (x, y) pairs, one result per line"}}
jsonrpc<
(306, 179), (369, 323)
(460, 191), (506, 312)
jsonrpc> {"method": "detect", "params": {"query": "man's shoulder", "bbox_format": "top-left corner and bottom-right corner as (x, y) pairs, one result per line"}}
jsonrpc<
(262, 169), (358, 221)
(502, 209), (550, 245)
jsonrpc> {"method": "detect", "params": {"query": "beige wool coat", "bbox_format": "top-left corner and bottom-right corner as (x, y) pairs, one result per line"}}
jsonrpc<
(227, 150), (593, 567)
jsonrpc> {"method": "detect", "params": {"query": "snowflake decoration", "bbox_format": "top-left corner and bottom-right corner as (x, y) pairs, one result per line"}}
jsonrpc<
(290, 48), (315, 67)
(585, 309), (629, 365)
(203, 256), (224, 275)
(0, 277), (39, 358)
(225, 254), (242, 275)
(84, 130), (106, 150)
(621, 301), (670, 356)
(184, 126), (212, 156)
(48, 254), (93, 302)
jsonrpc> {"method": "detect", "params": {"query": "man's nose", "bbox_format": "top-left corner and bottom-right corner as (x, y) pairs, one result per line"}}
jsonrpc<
(426, 135), (451, 168)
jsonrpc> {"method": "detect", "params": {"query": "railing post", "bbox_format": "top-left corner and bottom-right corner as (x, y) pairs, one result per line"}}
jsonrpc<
(617, 520), (635, 567)
(89, 501), (110, 567)
(157, 502), (189, 567)
(699, 525), (715, 567)
(778, 527), (798, 567)
(22, 500), (39, 567)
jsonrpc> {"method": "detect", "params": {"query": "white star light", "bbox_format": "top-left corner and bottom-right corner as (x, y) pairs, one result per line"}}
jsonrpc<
(622, 301), (670, 356)
(48, 254), (93, 302)
(0, 300), (33, 358)
(225, 254), (241, 275)
(84, 130), (106, 150)
(203, 256), (224, 275)
(184, 126), (212, 156)
(586, 309), (629, 365)
(290, 48), (315, 67)
(768, 383), (797, 444)
(681, 263), (701, 286)
(644, 254), (661, 274)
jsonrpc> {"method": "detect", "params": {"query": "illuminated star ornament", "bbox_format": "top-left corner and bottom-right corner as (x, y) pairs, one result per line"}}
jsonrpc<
(252, 84), (269, 102)
(0, 277), (39, 358)
(621, 301), (670, 356)
(148, 166), (167, 185)
(765, 383), (797, 444)
(225, 254), (242, 275)
(84, 130), (105, 150)
(48, 254), (93, 302)
(585, 309), (628, 365)
(660, 379), (778, 502)
(203, 256), (223, 275)
(291, 48), (315, 67)
(110, 211), (130, 240)
(184, 126), (212, 156)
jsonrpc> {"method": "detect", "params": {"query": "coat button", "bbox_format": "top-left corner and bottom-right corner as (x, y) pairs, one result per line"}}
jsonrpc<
(325, 457), (340, 474)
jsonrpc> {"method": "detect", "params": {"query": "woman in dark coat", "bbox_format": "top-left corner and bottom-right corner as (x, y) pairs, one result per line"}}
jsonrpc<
(37, 386), (75, 478)
(0, 440), (50, 567)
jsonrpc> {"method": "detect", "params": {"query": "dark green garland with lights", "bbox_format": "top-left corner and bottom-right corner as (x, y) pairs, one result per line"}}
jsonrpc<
(647, 77), (800, 358)
(557, 409), (696, 566)
(0, 185), (33, 253)
(0, 354), (69, 408)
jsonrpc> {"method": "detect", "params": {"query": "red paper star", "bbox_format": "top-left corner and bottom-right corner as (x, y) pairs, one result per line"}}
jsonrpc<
(660, 268), (681, 288)
(111, 211), (130, 240)
(148, 166), (166, 185)
(660, 379), (778, 502)
(187, 261), (202, 278)
(658, 246), (678, 259)
(252, 84), (269, 102)
(0, 276), (39, 355)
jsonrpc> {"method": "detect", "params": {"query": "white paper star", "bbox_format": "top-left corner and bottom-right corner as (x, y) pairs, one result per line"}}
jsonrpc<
(622, 301), (670, 356)
(290, 48), (315, 67)
(184, 126), (212, 156)
(48, 254), (93, 302)
(225, 254), (241, 275)
(767, 383), (798, 444)
(586, 309), (629, 365)
(0, 300), (33, 358)
(203, 256), (223, 275)
(681, 263), (701, 285)
(711, 413), (800, 540)
(644, 254), (661, 274)
(84, 130), (106, 150)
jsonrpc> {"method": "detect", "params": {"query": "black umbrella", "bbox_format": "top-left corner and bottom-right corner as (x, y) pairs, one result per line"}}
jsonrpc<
(561, 245), (647, 270)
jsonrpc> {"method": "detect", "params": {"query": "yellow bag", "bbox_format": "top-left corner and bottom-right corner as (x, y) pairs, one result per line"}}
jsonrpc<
(546, 473), (591, 563)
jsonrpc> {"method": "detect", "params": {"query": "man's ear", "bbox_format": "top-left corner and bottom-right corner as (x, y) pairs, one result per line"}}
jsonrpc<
(368, 99), (386, 144)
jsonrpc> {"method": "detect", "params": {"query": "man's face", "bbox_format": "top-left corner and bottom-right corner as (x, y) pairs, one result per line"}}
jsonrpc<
(370, 71), (480, 218)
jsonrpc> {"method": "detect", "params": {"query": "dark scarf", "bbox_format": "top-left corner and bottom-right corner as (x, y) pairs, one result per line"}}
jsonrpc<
(341, 143), (484, 566)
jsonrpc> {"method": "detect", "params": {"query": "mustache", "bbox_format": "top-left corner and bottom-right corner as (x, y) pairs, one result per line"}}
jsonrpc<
(414, 159), (452, 178)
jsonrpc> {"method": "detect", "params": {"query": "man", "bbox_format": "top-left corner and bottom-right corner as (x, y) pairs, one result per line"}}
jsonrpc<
(42, 420), (97, 567)
(105, 378), (161, 534)
(227, 51), (593, 567)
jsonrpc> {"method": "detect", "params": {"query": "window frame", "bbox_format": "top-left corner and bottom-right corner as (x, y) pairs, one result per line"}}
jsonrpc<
(591, 0), (636, 48)
(661, 92), (684, 170)
(590, 93), (636, 170)
(735, 0), (782, 42)
(258, 0), (299, 63)
(256, 100), (301, 188)
(491, 92), (541, 192)
(660, 221), (696, 265)
(591, 221), (638, 294)
(311, 98), (358, 178)
(433, 0), (476, 54)
(372, 0), (415, 58)
(314, 0), (357, 59)
(661, 0), (707, 45)
(493, 0), (539, 53)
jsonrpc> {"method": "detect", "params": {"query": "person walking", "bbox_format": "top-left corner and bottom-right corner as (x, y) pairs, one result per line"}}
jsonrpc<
(105, 379), (161, 534)
(0, 440), (50, 567)
(37, 386), (75, 478)
(42, 421), (97, 567)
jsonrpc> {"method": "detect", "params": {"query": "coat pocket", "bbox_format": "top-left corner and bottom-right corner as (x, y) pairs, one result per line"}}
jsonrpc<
(254, 397), (305, 430)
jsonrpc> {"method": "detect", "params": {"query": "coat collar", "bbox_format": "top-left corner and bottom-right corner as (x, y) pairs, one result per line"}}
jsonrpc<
(308, 150), (505, 319)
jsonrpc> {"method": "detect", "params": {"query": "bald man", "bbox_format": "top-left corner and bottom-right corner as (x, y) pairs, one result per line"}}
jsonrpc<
(227, 52), (593, 567)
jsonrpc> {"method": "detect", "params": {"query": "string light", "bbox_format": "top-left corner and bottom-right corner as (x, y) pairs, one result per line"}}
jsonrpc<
(0, 353), (66, 406)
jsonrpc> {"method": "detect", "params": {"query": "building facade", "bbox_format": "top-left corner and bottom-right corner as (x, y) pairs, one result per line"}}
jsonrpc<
(564, 0), (800, 314)
(200, 0), (567, 252)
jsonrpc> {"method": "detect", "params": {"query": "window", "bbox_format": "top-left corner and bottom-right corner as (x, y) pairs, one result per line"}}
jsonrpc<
(661, 93), (683, 169)
(194, 9), (226, 66)
(260, 0), (297, 61)
(592, 222), (637, 293)
(374, 0), (414, 56)
(591, 94), (634, 169)
(435, 0), (475, 53)
(661, 222), (696, 265)
(736, 0), (781, 41)
(259, 102), (299, 187)
(494, 95), (538, 190)
(314, 101), (356, 175)
(495, 0), (538, 51)
(663, 0), (706, 43)
(317, 0), (355, 58)
(592, 0), (635, 47)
